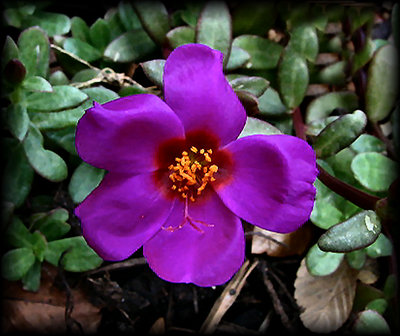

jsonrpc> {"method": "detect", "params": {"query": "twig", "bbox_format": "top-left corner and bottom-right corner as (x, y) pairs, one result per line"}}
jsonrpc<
(199, 259), (259, 334)
(51, 43), (98, 70)
(245, 231), (289, 249)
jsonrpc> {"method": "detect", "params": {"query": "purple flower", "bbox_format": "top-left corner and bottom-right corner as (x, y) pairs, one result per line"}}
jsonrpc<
(75, 44), (318, 286)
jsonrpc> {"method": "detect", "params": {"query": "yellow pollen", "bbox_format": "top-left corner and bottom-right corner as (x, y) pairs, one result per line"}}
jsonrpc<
(168, 147), (218, 201)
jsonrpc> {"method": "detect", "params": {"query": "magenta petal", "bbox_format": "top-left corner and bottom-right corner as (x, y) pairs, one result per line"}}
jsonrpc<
(76, 94), (185, 174)
(143, 192), (245, 286)
(163, 44), (246, 146)
(216, 135), (318, 233)
(75, 172), (174, 261)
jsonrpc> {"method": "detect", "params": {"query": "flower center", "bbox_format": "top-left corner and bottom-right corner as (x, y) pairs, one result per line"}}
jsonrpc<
(168, 146), (218, 202)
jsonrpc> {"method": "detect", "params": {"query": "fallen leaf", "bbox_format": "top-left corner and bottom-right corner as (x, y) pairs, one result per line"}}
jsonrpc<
(2, 262), (101, 334)
(251, 224), (311, 257)
(294, 258), (358, 333)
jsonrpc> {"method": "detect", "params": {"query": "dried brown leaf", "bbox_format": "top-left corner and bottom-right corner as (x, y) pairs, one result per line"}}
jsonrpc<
(294, 258), (358, 333)
(2, 263), (101, 334)
(251, 224), (311, 257)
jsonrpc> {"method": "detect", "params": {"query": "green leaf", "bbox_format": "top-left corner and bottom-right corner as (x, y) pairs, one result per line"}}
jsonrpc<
(48, 70), (69, 86)
(351, 152), (398, 192)
(353, 310), (391, 334)
(229, 76), (269, 97)
(30, 231), (47, 261)
(133, 1), (170, 45)
(23, 11), (71, 37)
(104, 29), (157, 63)
(365, 234), (393, 258)
(305, 91), (359, 123)
(118, 1), (142, 31)
(68, 162), (105, 204)
(306, 116), (340, 136)
(2, 141), (34, 208)
(196, 1), (232, 66)
(70, 16), (91, 42)
(232, 35), (283, 69)
(81, 86), (120, 104)
(22, 124), (68, 182)
(318, 210), (381, 253)
(63, 38), (102, 63)
(278, 50), (309, 109)
(238, 117), (281, 138)
(22, 259), (41, 292)
(22, 76), (53, 92)
(350, 134), (385, 153)
(325, 148), (359, 185)
(225, 46), (250, 71)
(383, 274), (396, 300)
(30, 104), (87, 130)
(45, 126), (77, 156)
(166, 26), (195, 49)
(44, 236), (103, 272)
(287, 24), (318, 62)
(141, 59), (165, 88)
(1, 247), (36, 281)
(352, 38), (375, 75)
(71, 68), (100, 83)
(26, 85), (88, 111)
(180, 3), (202, 27)
(257, 87), (289, 116)
(2, 36), (19, 70)
(104, 8), (126, 40)
(365, 298), (388, 315)
(18, 27), (50, 78)
(346, 249), (367, 270)
(31, 208), (70, 241)
(317, 61), (346, 86)
(313, 110), (367, 158)
(89, 18), (111, 50)
(6, 216), (35, 248)
(306, 243), (344, 276)
(366, 44), (398, 122)
(119, 84), (147, 96)
(5, 103), (30, 141)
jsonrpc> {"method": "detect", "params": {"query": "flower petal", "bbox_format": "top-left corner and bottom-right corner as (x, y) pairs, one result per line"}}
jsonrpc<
(75, 172), (174, 261)
(215, 134), (318, 233)
(76, 94), (185, 174)
(143, 192), (245, 286)
(163, 44), (246, 146)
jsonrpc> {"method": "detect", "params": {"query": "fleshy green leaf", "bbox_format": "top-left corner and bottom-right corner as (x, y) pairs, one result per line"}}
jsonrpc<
(278, 50), (309, 109)
(22, 76), (53, 92)
(6, 216), (35, 248)
(5, 103), (30, 141)
(26, 85), (88, 111)
(317, 61), (346, 86)
(70, 16), (91, 42)
(351, 152), (398, 192)
(346, 249), (367, 270)
(318, 210), (381, 253)
(232, 35), (283, 69)
(63, 38), (102, 63)
(366, 44), (398, 122)
(31, 208), (70, 241)
(89, 18), (111, 50)
(166, 26), (195, 49)
(2, 36), (19, 70)
(353, 310), (391, 334)
(44, 236), (103, 272)
(23, 11), (71, 37)
(48, 70), (69, 86)
(196, 1), (232, 66)
(287, 24), (318, 62)
(229, 76), (269, 97)
(238, 117), (281, 138)
(365, 298), (388, 315)
(141, 59), (165, 88)
(18, 27), (50, 78)
(2, 141), (34, 208)
(22, 124), (68, 182)
(133, 1), (170, 45)
(118, 1), (142, 31)
(82, 86), (120, 104)
(68, 162), (105, 204)
(352, 38), (375, 74)
(306, 116), (339, 136)
(1, 247), (36, 281)
(365, 234), (393, 258)
(225, 46), (250, 71)
(104, 29), (157, 63)
(350, 134), (385, 153)
(257, 87), (289, 116)
(45, 126), (77, 155)
(313, 110), (367, 158)
(71, 68), (100, 83)
(22, 259), (41, 292)
(306, 244), (344, 276)
(305, 91), (359, 123)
